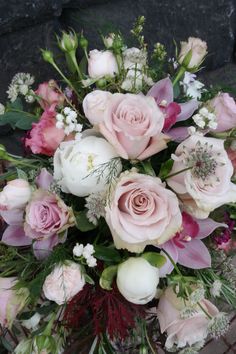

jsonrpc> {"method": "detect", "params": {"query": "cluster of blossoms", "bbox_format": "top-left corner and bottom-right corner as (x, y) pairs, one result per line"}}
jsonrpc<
(0, 25), (236, 354)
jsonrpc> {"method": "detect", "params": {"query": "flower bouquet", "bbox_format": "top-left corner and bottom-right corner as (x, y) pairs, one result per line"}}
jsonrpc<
(0, 17), (236, 354)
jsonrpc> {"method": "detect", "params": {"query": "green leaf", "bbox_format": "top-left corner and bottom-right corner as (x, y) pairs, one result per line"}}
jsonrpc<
(37, 303), (57, 315)
(1, 337), (14, 352)
(158, 159), (174, 179)
(7, 97), (23, 110)
(141, 252), (166, 268)
(99, 265), (118, 290)
(79, 56), (87, 75)
(16, 168), (28, 180)
(0, 111), (38, 130)
(75, 210), (97, 232)
(94, 245), (121, 263)
(15, 116), (38, 130)
(18, 310), (35, 320)
(84, 273), (95, 285)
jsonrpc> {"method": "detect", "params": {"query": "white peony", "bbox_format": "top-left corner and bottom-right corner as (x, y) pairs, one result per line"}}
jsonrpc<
(116, 257), (159, 304)
(54, 136), (122, 197)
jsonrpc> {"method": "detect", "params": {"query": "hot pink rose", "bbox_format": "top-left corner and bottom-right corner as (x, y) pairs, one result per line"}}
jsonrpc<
(167, 134), (236, 218)
(99, 93), (169, 160)
(24, 189), (73, 240)
(0, 277), (28, 328)
(35, 81), (64, 111)
(157, 286), (219, 350)
(24, 110), (65, 156)
(208, 93), (236, 132)
(105, 172), (182, 252)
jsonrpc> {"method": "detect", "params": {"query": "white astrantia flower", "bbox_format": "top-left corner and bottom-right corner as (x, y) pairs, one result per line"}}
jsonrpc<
(180, 72), (205, 100)
(208, 312), (230, 338)
(0, 103), (5, 115)
(85, 191), (106, 225)
(7, 73), (35, 102)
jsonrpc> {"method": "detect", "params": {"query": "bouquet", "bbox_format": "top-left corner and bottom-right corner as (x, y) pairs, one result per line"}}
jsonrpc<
(0, 17), (236, 354)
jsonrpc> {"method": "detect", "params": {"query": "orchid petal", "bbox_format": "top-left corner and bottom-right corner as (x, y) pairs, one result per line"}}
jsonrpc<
(159, 241), (178, 277)
(33, 234), (59, 260)
(177, 239), (211, 269)
(2, 226), (32, 246)
(177, 99), (199, 122)
(36, 168), (53, 190)
(147, 77), (173, 104)
(166, 127), (190, 142)
(0, 209), (24, 225)
(195, 218), (227, 239)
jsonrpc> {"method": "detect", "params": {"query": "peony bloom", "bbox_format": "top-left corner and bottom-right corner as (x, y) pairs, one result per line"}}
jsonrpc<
(24, 109), (66, 156)
(83, 90), (112, 125)
(35, 81), (64, 111)
(105, 172), (182, 252)
(208, 93), (236, 132)
(157, 286), (218, 349)
(88, 50), (118, 78)
(43, 262), (85, 305)
(0, 277), (29, 328)
(0, 179), (31, 211)
(24, 189), (73, 240)
(53, 136), (122, 197)
(167, 134), (236, 218)
(178, 37), (207, 69)
(99, 93), (169, 160)
(117, 257), (159, 305)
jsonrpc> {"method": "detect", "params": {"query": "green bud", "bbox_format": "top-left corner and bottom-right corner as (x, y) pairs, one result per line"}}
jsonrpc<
(96, 78), (107, 89)
(58, 31), (78, 53)
(41, 50), (54, 64)
(139, 345), (148, 354)
(79, 34), (88, 50)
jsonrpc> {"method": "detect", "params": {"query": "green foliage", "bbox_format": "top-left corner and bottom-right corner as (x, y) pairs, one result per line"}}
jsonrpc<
(75, 210), (97, 232)
(99, 265), (118, 290)
(0, 111), (38, 130)
(158, 159), (174, 180)
(141, 252), (166, 268)
(94, 245), (121, 263)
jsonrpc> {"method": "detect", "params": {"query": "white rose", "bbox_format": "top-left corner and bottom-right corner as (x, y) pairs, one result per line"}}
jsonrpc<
(83, 90), (112, 125)
(43, 262), (85, 305)
(0, 103), (5, 115)
(0, 179), (31, 211)
(178, 37), (207, 69)
(54, 136), (122, 197)
(116, 257), (159, 304)
(88, 50), (118, 79)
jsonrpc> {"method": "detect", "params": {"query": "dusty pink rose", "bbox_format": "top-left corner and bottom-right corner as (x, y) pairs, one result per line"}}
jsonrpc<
(167, 134), (236, 218)
(83, 90), (112, 125)
(227, 148), (236, 171)
(178, 37), (207, 69)
(88, 50), (118, 78)
(35, 81), (64, 111)
(43, 261), (85, 305)
(105, 172), (182, 252)
(157, 286), (218, 349)
(208, 93), (236, 132)
(0, 179), (31, 211)
(24, 109), (66, 156)
(24, 189), (72, 240)
(0, 277), (28, 328)
(99, 93), (169, 160)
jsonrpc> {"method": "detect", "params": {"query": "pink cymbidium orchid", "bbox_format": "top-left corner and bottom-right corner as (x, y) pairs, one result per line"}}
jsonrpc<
(147, 77), (198, 141)
(159, 212), (227, 277)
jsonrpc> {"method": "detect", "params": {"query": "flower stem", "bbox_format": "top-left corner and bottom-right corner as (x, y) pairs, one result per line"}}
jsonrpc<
(172, 66), (186, 87)
(197, 301), (212, 319)
(163, 166), (192, 180)
(161, 249), (182, 277)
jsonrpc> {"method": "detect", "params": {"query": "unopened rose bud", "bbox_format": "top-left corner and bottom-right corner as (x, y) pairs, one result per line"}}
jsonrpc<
(41, 50), (54, 64)
(178, 37), (207, 70)
(59, 31), (78, 53)
(79, 34), (88, 50)
(103, 33), (115, 48)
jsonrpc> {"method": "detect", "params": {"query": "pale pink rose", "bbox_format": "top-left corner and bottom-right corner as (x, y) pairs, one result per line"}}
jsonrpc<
(105, 172), (182, 252)
(88, 50), (118, 78)
(24, 189), (72, 240)
(167, 134), (236, 218)
(24, 109), (66, 156)
(43, 262), (85, 305)
(178, 37), (207, 69)
(0, 179), (31, 211)
(0, 277), (28, 328)
(35, 81), (64, 111)
(157, 286), (219, 349)
(99, 93), (169, 160)
(83, 90), (112, 125)
(208, 93), (236, 132)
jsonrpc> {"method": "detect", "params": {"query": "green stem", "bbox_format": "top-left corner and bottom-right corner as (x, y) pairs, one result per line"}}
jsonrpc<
(161, 249), (182, 277)
(163, 166), (192, 180)
(197, 301), (212, 319)
(144, 323), (156, 354)
(172, 66), (186, 87)
(8, 157), (37, 169)
(70, 51), (83, 81)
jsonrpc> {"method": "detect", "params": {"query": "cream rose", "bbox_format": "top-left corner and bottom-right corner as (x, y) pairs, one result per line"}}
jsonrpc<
(83, 90), (112, 125)
(54, 136), (122, 197)
(208, 92), (236, 132)
(117, 257), (159, 304)
(88, 50), (118, 78)
(99, 93), (169, 160)
(178, 37), (207, 69)
(167, 134), (236, 218)
(105, 172), (182, 252)
(0, 179), (31, 211)
(43, 262), (85, 305)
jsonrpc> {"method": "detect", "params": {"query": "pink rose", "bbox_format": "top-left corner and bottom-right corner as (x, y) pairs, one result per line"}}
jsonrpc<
(227, 148), (236, 171)
(157, 286), (218, 349)
(99, 93), (169, 160)
(105, 172), (182, 252)
(24, 189), (73, 240)
(0, 277), (28, 328)
(208, 93), (236, 132)
(0, 179), (31, 211)
(167, 134), (236, 218)
(43, 261), (85, 305)
(24, 109), (66, 156)
(83, 90), (112, 125)
(35, 81), (64, 111)
(88, 50), (118, 78)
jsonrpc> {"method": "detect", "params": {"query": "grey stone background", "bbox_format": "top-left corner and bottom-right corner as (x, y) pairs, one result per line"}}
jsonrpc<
(1, 1), (236, 353)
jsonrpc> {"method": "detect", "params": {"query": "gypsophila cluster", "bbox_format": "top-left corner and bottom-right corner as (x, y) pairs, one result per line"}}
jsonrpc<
(73, 243), (97, 267)
(180, 72), (205, 100)
(207, 313), (230, 338)
(193, 107), (217, 130)
(0, 103), (5, 115)
(85, 191), (106, 225)
(56, 107), (83, 139)
(7, 73), (35, 102)
(210, 280), (222, 298)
